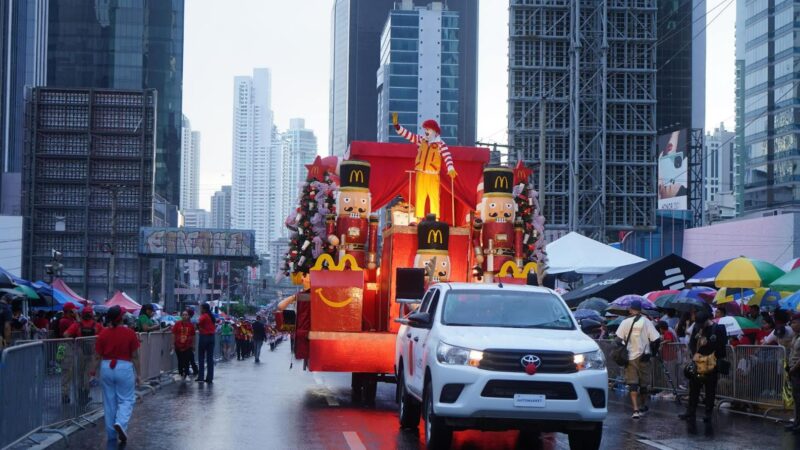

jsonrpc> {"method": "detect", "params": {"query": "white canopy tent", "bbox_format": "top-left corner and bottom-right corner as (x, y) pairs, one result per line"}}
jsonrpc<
(546, 232), (645, 275)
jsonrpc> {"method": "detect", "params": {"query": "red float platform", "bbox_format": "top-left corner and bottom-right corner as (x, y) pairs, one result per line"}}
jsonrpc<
(308, 331), (396, 373)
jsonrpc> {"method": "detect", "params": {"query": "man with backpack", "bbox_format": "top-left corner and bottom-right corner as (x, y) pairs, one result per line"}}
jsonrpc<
(614, 300), (661, 420)
(64, 306), (104, 406)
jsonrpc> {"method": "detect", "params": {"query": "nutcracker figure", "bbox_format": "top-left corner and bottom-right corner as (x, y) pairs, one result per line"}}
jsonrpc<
(472, 167), (524, 282)
(414, 214), (451, 284)
(391, 112), (457, 221)
(326, 160), (379, 269)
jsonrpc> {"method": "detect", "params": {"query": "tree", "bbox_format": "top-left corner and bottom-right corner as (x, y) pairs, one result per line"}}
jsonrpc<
(513, 161), (548, 278)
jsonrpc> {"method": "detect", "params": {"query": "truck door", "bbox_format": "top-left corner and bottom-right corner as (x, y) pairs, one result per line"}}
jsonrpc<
(410, 288), (440, 396)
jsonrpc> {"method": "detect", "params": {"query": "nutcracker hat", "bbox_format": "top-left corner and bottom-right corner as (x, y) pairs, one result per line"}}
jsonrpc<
(417, 214), (449, 254)
(339, 160), (370, 191)
(422, 119), (441, 135)
(483, 166), (514, 197)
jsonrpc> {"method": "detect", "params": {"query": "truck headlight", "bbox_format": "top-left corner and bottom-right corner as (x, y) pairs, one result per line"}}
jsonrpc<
(574, 350), (605, 371)
(436, 342), (483, 367)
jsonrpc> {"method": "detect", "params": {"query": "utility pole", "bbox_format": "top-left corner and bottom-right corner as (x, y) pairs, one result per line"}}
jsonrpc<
(226, 261), (231, 316)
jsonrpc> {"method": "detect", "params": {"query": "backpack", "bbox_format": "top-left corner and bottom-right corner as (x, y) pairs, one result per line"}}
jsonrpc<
(79, 321), (97, 337)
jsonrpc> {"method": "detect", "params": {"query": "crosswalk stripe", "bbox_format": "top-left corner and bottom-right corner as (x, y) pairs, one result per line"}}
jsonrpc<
(343, 431), (366, 450)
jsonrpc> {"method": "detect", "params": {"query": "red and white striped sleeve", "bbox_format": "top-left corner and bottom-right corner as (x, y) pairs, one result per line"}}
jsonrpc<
(394, 123), (419, 144)
(439, 142), (455, 172)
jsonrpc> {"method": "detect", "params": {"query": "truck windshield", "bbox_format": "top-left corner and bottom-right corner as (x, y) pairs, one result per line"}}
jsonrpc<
(441, 290), (575, 330)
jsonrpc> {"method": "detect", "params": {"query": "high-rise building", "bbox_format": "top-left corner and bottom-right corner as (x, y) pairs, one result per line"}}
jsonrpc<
(182, 209), (210, 228)
(656, 0), (706, 132)
(231, 69), (280, 254)
(179, 115), (200, 211)
(211, 185), (232, 229)
(23, 88), (156, 301)
(737, 0), (800, 214)
(45, 0), (184, 205)
(280, 118), (318, 235)
(329, 0), (477, 156)
(734, 0), (747, 216)
(376, 1), (461, 144)
(0, 0), (48, 215)
(508, 1), (657, 239)
(704, 123), (736, 221)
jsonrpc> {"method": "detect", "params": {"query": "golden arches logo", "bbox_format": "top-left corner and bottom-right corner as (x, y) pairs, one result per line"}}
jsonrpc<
(349, 169), (365, 184)
(427, 229), (443, 245)
(315, 288), (354, 308)
(498, 261), (538, 279)
(311, 254), (362, 272)
(494, 176), (510, 190)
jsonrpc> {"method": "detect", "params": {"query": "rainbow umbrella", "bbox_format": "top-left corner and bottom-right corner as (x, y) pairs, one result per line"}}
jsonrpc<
(769, 268), (800, 292)
(645, 289), (680, 302)
(714, 316), (760, 336)
(687, 258), (735, 285)
(715, 257), (785, 289)
(713, 287), (754, 305)
(746, 288), (782, 308)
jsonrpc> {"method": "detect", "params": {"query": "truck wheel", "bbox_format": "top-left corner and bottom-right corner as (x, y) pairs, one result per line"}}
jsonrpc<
(424, 381), (452, 449)
(363, 374), (377, 407)
(398, 371), (420, 429)
(568, 423), (602, 450)
(517, 430), (543, 449)
(351, 373), (363, 404)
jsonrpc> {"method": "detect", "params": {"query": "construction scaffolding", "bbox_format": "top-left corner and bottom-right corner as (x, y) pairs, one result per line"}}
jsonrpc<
(23, 88), (157, 301)
(508, 0), (657, 241)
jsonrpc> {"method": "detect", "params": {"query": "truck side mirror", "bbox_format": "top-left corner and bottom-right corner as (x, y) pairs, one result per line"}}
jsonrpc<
(407, 311), (431, 328)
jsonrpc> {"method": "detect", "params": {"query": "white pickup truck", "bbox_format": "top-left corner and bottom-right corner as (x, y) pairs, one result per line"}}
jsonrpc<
(394, 282), (607, 449)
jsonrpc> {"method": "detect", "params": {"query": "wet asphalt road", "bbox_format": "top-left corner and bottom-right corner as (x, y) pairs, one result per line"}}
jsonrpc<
(57, 343), (798, 450)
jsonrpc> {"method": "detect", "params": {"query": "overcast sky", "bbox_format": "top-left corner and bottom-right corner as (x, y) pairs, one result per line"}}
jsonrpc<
(185, 0), (736, 210)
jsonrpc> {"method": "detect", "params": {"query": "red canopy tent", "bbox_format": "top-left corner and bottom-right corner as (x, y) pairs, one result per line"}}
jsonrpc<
(51, 278), (92, 305)
(346, 141), (490, 226)
(104, 291), (142, 313)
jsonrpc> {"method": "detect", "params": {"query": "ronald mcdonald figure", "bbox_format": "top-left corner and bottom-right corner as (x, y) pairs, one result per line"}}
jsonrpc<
(472, 167), (524, 282)
(392, 112), (457, 221)
(414, 214), (451, 284)
(327, 160), (379, 270)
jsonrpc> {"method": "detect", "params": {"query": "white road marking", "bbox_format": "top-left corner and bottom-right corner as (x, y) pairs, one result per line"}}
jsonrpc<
(343, 431), (366, 450)
(637, 439), (676, 450)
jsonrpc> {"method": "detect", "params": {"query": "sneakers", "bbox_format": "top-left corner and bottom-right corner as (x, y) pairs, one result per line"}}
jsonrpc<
(631, 410), (641, 420)
(114, 423), (127, 442)
(639, 405), (649, 414)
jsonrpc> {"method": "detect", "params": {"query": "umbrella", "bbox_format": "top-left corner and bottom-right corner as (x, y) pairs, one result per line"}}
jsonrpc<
(579, 318), (602, 332)
(714, 316), (760, 336)
(676, 286), (717, 302)
(654, 293), (680, 309)
(687, 258), (735, 285)
(573, 309), (602, 321)
(14, 285), (40, 300)
(576, 297), (609, 313)
(747, 288), (781, 307)
(0, 287), (24, 298)
(672, 295), (709, 313)
(606, 294), (655, 314)
(783, 258), (800, 272)
(714, 288), (754, 304)
(779, 291), (800, 311)
(715, 257), (785, 289)
(770, 268), (800, 292)
(645, 289), (681, 302)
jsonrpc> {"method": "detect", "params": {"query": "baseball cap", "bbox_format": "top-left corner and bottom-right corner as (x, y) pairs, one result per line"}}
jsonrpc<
(63, 303), (77, 312)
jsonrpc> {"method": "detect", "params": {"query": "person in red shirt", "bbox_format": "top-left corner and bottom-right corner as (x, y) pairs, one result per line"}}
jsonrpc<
(32, 311), (49, 332)
(64, 306), (104, 405)
(172, 310), (196, 380)
(58, 303), (78, 338)
(91, 305), (141, 443)
(196, 303), (216, 383)
(234, 319), (246, 360)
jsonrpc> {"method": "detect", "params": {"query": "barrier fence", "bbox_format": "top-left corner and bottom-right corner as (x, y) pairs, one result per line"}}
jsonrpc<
(0, 330), (224, 449)
(597, 340), (791, 412)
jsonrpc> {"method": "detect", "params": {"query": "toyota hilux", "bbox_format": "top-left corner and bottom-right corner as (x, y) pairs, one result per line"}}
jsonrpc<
(395, 282), (607, 449)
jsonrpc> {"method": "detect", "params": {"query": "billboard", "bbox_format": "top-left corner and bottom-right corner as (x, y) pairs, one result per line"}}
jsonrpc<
(139, 228), (256, 259)
(657, 129), (688, 210)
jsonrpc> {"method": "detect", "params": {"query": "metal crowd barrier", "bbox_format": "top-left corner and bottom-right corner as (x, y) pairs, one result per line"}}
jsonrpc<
(597, 340), (791, 412)
(0, 342), (45, 449)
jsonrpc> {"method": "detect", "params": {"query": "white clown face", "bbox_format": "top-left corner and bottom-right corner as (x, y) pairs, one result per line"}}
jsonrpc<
(336, 190), (371, 219)
(480, 195), (516, 224)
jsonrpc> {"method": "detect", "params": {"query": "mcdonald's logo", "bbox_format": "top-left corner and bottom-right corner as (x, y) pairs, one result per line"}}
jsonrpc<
(494, 176), (509, 190)
(498, 261), (538, 279)
(349, 169), (365, 184)
(427, 229), (444, 245)
(311, 254), (362, 272)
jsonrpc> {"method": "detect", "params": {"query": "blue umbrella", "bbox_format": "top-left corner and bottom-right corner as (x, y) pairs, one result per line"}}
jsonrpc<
(675, 286), (717, 302)
(573, 309), (602, 320)
(779, 292), (800, 311)
(686, 258), (735, 285)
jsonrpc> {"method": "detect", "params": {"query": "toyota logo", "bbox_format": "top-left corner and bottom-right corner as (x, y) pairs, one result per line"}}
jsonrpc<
(520, 354), (541, 368)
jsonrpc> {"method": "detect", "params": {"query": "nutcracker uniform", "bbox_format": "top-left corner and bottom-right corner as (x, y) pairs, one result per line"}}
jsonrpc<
(472, 167), (524, 281)
(414, 214), (451, 284)
(326, 160), (379, 269)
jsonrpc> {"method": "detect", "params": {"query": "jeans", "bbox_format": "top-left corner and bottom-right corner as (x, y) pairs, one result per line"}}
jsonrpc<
(198, 334), (215, 381)
(253, 339), (264, 361)
(176, 349), (192, 377)
(100, 360), (135, 440)
(791, 373), (800, 424)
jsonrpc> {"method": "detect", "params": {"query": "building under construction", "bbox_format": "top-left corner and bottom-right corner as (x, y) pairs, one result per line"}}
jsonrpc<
(508, 0), (657, 241)
(23, 88), (156, 301)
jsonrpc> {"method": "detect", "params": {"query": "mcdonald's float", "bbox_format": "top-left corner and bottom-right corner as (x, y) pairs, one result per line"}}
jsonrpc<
(280, 117), (549, 403)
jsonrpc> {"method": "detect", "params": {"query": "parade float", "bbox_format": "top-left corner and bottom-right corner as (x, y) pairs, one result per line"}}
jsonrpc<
(278, 116), (548, 403)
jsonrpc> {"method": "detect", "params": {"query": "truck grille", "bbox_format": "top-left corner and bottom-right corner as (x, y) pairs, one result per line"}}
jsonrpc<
(479, 349), (577, 374)
(481, 380), (578, 399)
